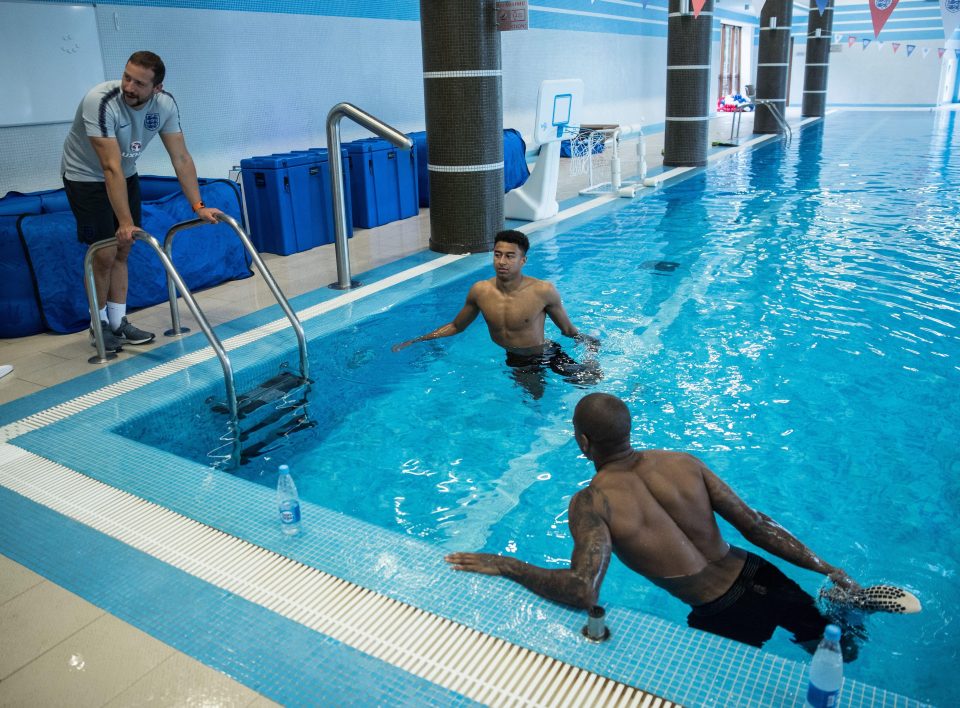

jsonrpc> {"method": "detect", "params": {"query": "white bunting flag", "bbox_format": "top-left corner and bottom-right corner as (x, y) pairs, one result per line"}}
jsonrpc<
(941, 0), (960, 41)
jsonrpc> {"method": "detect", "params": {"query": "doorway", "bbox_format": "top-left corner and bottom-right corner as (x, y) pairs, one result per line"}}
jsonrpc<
(719, 24), (742, 98)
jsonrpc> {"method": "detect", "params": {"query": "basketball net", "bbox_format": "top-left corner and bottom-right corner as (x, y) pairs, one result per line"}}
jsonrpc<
(568, 129), (610, 184)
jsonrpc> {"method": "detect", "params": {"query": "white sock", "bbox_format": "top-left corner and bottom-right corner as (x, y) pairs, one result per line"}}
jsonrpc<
(97, 306), (108, 324)
(106, 302), (126, 331)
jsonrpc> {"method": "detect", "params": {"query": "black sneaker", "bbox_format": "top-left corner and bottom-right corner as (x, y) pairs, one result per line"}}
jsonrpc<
(113, 316), (155, 345)
(89, 320), (123, 353)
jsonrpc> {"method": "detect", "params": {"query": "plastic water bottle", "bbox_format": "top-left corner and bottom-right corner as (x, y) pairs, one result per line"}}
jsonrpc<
(276, 464), (302, 536)
(805, 624), (843, 708)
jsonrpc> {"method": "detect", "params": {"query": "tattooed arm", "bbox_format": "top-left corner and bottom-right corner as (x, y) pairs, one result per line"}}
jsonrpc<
(702, 464), (858, 590)
(445, 487), (613, 608)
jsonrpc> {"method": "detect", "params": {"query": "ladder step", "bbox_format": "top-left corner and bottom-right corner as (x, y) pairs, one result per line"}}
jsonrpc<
(240, 412), (318, 464)
(211, 371), (309, 416)
(238, 396), (309, 440)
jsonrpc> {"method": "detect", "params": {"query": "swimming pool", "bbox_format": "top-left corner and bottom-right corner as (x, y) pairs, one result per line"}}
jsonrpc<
(112, 110), (959, 705)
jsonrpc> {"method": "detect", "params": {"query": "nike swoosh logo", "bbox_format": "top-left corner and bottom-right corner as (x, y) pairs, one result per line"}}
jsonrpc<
(118, 123), (129, 129)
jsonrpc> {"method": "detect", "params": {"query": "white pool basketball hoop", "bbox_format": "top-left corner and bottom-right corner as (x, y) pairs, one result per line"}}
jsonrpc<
(505, 79), (584, 221)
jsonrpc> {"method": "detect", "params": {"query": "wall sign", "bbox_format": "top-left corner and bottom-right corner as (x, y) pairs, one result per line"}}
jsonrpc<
(497, 1), (528, 31)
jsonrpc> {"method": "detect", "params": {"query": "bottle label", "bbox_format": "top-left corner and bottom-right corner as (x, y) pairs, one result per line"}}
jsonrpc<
(806, 684), (839, 708)
(279, 500), (301, 525)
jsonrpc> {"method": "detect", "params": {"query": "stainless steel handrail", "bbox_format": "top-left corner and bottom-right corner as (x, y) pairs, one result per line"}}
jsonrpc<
(325, 102), (414, 290)
(754, 99), (793, 143)
(84, 232), (240, 444)
(84, 240), (120, 365)
(163, 213), (310, 382)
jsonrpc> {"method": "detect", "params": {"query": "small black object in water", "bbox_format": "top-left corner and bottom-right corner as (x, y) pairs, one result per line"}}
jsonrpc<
(641, 260), (681, 273)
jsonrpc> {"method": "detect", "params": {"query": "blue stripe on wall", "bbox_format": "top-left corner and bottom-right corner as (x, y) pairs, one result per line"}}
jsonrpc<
(22, 0), (421, 21)
(28, 0), (954, 40)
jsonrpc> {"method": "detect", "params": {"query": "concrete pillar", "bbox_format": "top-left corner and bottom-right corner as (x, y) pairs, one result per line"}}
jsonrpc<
(802, 0), (835, 117)
(663, 0), (714, 167)
(419, 0), (503, 254)
(754, 0), (792, 134)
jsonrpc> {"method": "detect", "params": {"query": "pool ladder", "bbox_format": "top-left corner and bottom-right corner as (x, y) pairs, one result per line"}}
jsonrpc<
(84, 213), (310, 466)
(744, 84), (792, 144)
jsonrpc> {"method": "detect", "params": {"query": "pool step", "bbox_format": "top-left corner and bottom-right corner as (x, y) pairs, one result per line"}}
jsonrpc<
(238, 406), (317, 463)
(211, 371), (310, 417)
(212, 371), (317, 464)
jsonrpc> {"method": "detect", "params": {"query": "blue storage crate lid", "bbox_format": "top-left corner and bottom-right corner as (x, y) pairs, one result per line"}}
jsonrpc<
(288, 148), (336, 163)
(240, 153), (311, 169)
(303, 147), (351, 159)
(344, 137), (401, 154)
(270, 152), (318, 167)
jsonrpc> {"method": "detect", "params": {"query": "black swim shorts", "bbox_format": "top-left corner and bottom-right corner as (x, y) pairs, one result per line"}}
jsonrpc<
(62, 173), (142, 245)
(505, 340), (587, 378)
(686, 552), (828, 648)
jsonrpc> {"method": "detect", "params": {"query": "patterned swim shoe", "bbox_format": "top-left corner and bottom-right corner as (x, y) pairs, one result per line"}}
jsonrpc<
(112, 316), (155, 345)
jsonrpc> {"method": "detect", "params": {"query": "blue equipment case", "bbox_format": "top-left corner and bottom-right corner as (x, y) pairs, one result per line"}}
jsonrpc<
(286, 148), (353, 247)
(343, 138), (419, 229)
(240, 150), (352, 255)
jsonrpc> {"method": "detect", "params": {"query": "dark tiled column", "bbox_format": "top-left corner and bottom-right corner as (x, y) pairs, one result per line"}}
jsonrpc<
(420, 0), (503, 254)
(753, 0), (792, 134)
(802, 0), (835, 117)
(663, 0), (714, 167)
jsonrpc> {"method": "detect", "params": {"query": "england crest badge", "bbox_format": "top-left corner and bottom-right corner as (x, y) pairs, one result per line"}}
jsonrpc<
(144, 113), (160, 131)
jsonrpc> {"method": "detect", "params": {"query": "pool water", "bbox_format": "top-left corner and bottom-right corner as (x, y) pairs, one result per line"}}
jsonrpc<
(127, 110), (959, 706)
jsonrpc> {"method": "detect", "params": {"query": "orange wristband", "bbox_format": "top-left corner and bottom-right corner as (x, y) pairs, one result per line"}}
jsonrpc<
(192, 200), (205, 213)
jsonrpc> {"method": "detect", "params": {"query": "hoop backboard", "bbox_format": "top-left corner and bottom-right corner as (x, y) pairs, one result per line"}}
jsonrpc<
(533, 79), (584, 145)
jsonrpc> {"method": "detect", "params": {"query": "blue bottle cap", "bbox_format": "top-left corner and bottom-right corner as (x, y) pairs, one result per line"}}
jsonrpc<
(824, 624), (841, 642)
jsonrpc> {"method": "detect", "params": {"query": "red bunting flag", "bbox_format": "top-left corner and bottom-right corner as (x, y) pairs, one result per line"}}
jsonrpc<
(848, 36), (857, 47)
(939, 48), (946, 59)
(869, 0), (901, 39)
(692, 0), (708, 17)
(892, 42), (900, 53)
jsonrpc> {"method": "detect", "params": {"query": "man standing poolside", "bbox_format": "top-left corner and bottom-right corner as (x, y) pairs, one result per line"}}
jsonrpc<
(446, 392), (860, 654)
(61, 50), (221, 354)
(392, 230), (601, 396)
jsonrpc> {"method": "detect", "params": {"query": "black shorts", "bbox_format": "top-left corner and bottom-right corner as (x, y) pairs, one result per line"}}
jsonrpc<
(686, 552), (828, 648)
(505, 340), (585, 378)
(62, 173), (141, 245)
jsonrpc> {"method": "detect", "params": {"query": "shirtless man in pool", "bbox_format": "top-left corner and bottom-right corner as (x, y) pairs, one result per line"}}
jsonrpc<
(446, 392), (861, 654)
(392, 230), (600, 396)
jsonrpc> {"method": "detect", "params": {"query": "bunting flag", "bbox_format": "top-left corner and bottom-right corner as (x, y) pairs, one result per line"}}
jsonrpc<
(906, 44), (916, 56)
(862, 38), (872, 49)
(939, 47), (946, 59)
(869, 0), (901, 39)
(941, 0), (960, 41)
(848, 36), (858, 47)
(877, 40), (885, 51)
(815, 0), (828, 15)
(691, 0), (708, 17)
(923, 47), (930, 58)
(892, 42), (901, 53)
(834, 32), (843, 43)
